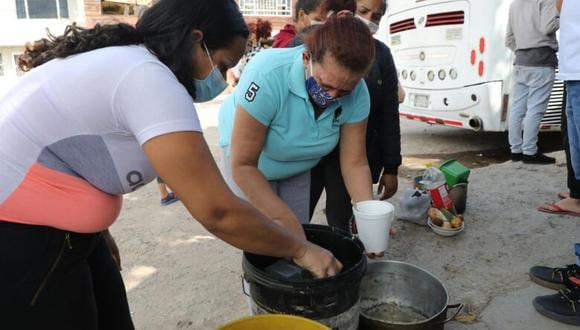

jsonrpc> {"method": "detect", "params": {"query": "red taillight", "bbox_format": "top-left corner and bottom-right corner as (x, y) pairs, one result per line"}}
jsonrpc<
(470, 50), (476, 65)
(390, 18), (416, 34)
(478, 61), (485, 76)
(479, 37), (485, 54)
(425, 11), (465, 27)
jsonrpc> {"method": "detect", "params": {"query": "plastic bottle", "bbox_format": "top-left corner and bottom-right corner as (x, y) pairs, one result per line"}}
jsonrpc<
(423, 166), (454, 210)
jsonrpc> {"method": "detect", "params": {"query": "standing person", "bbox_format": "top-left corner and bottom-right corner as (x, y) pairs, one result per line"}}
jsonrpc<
(0, 1), (342, 328)
(531, 0), (580, 325)
(287, 0), (357, 47)
(309, 0), (401, 233)
(538, 87), (580, 215)
(219, 14), (378, 239)
(157, 177), (179, 206)
(505, 0), (559, 164)
(272, 24), (296, 48)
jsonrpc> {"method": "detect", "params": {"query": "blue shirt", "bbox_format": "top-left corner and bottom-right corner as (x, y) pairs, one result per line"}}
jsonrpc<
(219, 46), (370, 180)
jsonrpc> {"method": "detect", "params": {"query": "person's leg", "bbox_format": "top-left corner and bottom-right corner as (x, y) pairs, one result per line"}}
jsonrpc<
(508, 66), (530, 157)
(157, 177), (169, 199)
(323, 148), (353, 232)
(566, 81), (580, 179)
(547, 87), (580, 213)
(521, 67), (556, 162)
(88, 233), (134, 330)
(276, 171), (311, 224)
(0, 221), (99, 329)
(157, 177), (178, 205)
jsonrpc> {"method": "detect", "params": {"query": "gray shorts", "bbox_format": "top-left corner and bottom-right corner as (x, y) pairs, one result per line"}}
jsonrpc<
(221, 148), (311, 224)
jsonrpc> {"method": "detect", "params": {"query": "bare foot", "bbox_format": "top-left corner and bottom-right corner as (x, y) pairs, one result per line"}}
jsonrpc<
(555, 197), (580, 213)
(558, 192), (570, 199)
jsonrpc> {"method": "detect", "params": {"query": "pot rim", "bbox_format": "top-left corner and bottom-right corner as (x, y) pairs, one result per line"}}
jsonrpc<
(361, 260), (450, 326)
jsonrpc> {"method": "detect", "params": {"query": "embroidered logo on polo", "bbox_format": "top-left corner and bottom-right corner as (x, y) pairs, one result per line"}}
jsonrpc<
(332, 107), (343, 126)
(245, 82), (260, 102)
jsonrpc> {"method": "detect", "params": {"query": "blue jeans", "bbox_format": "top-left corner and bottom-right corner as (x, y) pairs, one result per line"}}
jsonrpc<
(566, 81), (580, 180)
(509, 66), (555, 155)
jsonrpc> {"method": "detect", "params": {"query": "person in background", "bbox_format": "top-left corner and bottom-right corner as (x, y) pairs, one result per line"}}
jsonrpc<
(157, 177), (178, 206)
(530, 0), (580, 326)
(0, 1), (341, 328)
(272, 24), (296, 48)
(219, 14), (377, 240)
(505, 0), (559, 164)
(228, 19), (272, 86)
(287, 0), (357, 48)
(307, 0), (401, 236)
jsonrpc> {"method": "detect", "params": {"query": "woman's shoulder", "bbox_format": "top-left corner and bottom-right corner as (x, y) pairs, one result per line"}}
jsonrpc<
(244, 46), (302, 76)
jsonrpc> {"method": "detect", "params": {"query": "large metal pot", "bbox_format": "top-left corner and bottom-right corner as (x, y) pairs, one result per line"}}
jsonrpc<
(359, 261), (463, 330)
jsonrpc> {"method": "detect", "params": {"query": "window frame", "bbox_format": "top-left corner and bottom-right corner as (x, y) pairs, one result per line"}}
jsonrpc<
(15, 0), (69, 19)
(238, 0), (292, 17)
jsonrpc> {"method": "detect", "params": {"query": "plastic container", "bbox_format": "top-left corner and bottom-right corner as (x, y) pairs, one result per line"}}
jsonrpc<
(218, 315), (329, 330)
(243, 224), (367, 330)
(352, 200), (394, 254)
(427, 218), (464, 237)
(449, 183), (468, 214)
(439, 160), (470, 187)
(422, 167), (454, 210)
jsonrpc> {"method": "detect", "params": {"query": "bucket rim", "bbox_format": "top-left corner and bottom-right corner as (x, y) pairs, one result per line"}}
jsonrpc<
(361, 260), (450, 326)
(243, 224), (367, 291)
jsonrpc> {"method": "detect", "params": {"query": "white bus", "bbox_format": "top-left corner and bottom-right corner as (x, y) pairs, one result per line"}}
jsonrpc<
(377, 0), (564, 132)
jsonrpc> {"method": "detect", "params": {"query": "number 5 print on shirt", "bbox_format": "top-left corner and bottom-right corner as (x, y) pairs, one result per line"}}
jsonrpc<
(245, 82), (260, 102)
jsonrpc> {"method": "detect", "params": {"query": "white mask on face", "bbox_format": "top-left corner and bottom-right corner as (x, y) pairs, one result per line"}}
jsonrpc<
(356, 15), (380, 35)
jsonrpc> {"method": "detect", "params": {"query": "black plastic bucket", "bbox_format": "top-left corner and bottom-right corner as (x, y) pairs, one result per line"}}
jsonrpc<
(242, 224), (367, 330)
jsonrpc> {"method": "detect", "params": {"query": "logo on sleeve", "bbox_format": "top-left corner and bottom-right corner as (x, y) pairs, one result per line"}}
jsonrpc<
(245, 82), (260, 102)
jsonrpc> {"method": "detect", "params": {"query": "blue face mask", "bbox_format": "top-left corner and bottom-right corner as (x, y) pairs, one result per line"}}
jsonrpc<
(193, 42), (228, 103)
(305, 58), (337, 109)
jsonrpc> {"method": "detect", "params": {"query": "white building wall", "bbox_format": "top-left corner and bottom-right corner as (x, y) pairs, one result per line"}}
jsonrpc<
(0, 0), (86, 95)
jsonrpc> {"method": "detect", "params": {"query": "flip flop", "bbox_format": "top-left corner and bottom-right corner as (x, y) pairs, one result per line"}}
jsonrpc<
(537, 203), (580, 217)
(558, 192), (570, 200)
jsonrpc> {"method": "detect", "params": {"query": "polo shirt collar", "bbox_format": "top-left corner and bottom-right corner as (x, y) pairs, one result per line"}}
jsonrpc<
(288, 47), (309, 100)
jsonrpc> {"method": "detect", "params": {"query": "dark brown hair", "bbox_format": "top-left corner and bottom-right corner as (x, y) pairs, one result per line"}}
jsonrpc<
(303, 14), (375, 74)
(17, 0), (249, 99)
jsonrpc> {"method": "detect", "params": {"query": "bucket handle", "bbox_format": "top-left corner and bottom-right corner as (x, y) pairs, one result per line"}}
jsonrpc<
(437, 303), (464, 325)
(241, 275), (250, 297)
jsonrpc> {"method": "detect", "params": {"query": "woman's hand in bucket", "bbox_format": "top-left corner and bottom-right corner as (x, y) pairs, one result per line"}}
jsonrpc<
(293, 242), (343, 279)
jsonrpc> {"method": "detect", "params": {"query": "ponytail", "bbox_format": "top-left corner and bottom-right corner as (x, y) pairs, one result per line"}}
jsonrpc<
(18, 23), (143, 72)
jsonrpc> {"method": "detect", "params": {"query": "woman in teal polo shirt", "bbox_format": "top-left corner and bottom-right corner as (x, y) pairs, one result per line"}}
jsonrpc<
(219, 14), (376, 237)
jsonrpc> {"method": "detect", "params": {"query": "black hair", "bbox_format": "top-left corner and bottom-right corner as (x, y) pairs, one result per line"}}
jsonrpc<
(294, 0), (323, 22)
(18, 0), (249, 98)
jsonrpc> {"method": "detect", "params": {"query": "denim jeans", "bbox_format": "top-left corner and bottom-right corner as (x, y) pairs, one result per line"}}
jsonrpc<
(509, 65), (555, 155)
(566, 81), (580, 180)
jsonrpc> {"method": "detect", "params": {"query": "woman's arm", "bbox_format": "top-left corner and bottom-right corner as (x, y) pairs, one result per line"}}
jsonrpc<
(143, 131), (339, 277)
(339, 120), (374, 203)
(229, 105), (305, 238)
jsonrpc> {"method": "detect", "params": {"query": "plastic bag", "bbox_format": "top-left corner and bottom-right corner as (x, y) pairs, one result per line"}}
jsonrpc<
(398, 188), (430, 226)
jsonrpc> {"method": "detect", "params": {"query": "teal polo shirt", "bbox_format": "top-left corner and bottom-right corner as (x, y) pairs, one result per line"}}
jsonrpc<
(219, 46), (370, 181)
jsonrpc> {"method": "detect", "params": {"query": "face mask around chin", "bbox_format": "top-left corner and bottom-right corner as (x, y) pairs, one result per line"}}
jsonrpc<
(193, 42), (228, 103)
(356, 15), (380, 35)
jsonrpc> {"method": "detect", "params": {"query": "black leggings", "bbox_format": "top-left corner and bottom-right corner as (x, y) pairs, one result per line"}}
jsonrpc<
(310, 147), (353, 232)
(0, 221), (134, 330)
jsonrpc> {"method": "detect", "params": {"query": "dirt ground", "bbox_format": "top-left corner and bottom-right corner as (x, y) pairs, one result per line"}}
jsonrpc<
(110, 99), (579, 329)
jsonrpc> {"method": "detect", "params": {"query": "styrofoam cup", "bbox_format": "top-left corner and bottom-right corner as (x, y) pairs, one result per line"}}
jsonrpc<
(352, 200), (394, 253)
